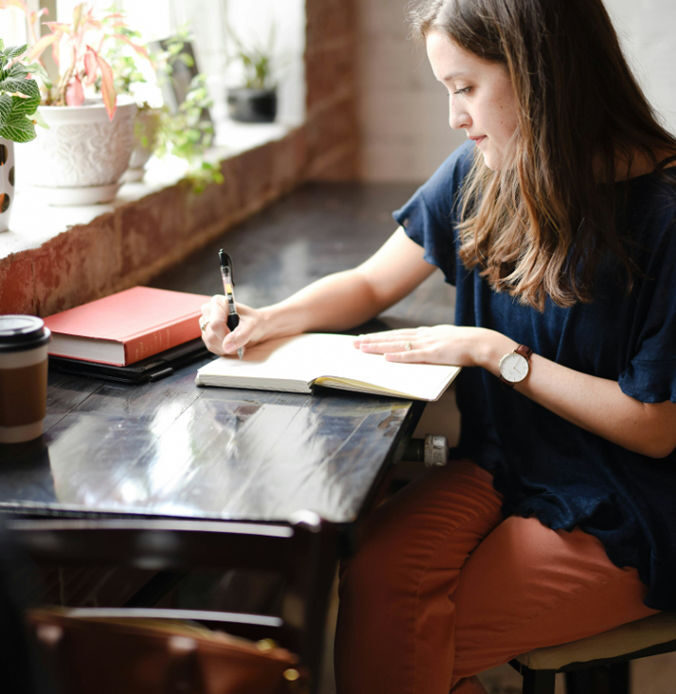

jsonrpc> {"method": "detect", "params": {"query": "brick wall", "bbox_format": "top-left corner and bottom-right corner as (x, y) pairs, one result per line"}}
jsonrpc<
(305, 0), (359, 179)
(355, 0), (464, 182)
(0, 0), (358, 316)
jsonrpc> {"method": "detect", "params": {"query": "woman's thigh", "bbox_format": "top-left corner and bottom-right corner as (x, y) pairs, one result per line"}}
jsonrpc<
(335, 459), (504, 694)
(452, 515), (658, 681)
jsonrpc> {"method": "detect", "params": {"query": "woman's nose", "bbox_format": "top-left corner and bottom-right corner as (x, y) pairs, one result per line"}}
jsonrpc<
(448, 94), (469, 130)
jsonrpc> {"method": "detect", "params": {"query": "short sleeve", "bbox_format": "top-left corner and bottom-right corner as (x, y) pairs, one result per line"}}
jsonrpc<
(392, 141), (475, 285)
(618, 189), (676, 403)
(618, 294), (676, 404)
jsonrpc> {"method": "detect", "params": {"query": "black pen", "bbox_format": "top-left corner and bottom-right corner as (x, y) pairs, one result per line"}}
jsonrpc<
(219, 249), (244, 359)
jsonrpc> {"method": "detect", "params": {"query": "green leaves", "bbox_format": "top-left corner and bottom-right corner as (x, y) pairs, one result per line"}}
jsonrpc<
(2, 43), (28, 61)
(153, 71), (223, 193)
(225, 23), (277, 90)
(236, 49), (272, 90)
(0, 42), (41, 142)
(0, 116), (37, 142)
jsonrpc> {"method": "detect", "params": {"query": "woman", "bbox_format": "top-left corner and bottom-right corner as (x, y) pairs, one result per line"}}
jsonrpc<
(200, 0), (676, 691)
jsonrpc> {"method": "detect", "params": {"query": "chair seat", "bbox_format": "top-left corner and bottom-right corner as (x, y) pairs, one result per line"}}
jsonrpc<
(515, 611), (676, 671)
(27, 608), (307, 694)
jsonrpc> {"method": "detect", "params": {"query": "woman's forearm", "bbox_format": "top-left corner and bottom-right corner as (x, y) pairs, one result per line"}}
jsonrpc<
(476, 332), (676, 459)
(358, 325), (676, 458)
(257, 268), (392, 339)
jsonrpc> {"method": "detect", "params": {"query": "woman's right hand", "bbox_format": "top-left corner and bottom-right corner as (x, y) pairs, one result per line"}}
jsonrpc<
(199, 295), (264, 357)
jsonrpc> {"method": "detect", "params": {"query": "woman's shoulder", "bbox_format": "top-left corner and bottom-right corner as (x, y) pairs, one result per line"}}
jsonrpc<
(411, 140), (476, 214)
(428, 140), (476, 187)
(395, 141), (476, 223)
(621, 164), (676, 216)
(617, 164), (676, 270)
(617, 148), (676, 204)
(618, 149), (676, 190)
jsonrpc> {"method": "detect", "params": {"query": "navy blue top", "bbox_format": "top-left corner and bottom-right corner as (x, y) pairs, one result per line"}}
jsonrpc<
(393, 141), (676, 610)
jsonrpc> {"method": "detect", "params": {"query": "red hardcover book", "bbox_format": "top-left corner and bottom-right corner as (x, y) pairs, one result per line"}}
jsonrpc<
(44, 287), (209, 366)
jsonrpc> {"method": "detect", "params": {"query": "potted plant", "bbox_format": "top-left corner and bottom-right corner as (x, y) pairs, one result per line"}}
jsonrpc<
(150, 33), (223, 191)
(152, 72), (223, 193)
(9, 2), (146, 205)
(0, 39), (41, 230)
(105, 30), (222, 191)
(224, 23), (278, 124)
(99, 20), (162, 182)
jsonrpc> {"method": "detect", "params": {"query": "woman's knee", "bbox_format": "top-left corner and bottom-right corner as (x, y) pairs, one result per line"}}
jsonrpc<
(339, 460), (502, 602)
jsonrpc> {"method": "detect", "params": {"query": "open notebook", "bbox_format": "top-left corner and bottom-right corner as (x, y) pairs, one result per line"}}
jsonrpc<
(195, 333), (461, 401)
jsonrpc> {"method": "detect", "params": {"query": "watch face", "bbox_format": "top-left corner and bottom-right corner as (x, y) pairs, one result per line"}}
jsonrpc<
(499, 351), (529, 383)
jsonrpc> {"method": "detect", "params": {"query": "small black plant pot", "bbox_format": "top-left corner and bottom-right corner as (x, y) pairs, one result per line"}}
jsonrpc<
(227, 87), (277, 123)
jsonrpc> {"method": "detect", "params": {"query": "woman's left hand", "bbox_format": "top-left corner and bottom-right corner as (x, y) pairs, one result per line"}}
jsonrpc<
(354, 325), (491, 367)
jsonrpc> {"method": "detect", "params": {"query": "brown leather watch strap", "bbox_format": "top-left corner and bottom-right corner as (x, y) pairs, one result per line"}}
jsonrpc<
(515, 344), (533, 360)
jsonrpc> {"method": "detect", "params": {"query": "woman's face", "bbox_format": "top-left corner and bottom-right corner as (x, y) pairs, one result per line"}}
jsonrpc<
(426, 29), (518, 170)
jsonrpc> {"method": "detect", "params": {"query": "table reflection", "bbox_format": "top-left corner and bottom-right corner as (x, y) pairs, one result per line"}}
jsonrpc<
(2, 375), (415, 524)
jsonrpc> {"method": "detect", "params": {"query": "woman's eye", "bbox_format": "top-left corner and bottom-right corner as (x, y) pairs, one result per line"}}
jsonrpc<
(453, 86), (471, 95)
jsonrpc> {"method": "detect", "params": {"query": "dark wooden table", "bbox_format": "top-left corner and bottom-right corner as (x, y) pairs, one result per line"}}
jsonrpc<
(0, 182), (455, 690)
(0, 181), (454, 524)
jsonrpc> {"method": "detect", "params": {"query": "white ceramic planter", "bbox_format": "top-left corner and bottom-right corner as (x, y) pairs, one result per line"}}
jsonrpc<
(0, 137), (15, 231)
(124, 107), (163, 182)
(17, 96), (137, 206)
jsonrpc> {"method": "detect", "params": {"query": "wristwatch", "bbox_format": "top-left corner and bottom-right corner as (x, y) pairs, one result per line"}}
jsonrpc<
(498, 344), (533, 385)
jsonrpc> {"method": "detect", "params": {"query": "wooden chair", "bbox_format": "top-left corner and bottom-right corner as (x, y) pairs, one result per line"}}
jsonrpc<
(511, 611), (676, 694)
(4, 512), (339, 694)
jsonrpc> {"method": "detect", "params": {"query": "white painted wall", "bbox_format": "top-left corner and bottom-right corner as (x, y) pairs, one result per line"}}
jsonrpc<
(603, 0), (676, 133)
(357, 0), (676, 182)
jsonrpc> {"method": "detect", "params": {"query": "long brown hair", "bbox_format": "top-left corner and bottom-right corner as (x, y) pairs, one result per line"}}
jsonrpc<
(409, 0), (676, 309)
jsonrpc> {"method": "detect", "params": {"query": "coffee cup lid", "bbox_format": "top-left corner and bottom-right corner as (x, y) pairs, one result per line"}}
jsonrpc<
(0, 315), (51, 352)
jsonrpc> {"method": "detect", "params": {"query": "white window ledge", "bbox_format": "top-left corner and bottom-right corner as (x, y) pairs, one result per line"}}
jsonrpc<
(0, 118), (297, 259)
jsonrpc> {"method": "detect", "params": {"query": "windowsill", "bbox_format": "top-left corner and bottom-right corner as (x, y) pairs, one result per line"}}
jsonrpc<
(0, 118), (298, 259)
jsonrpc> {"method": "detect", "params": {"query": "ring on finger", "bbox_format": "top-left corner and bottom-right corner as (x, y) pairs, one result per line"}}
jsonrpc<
(405, 341), (413, 351)
(200, 318), (210, 332)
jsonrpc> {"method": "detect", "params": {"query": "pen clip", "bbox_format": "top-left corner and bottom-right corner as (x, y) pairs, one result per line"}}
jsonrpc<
(219, 249), (235, 288)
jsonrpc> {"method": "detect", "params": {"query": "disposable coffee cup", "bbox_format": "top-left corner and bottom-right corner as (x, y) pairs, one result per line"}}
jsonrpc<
(0, 315), (51, 444)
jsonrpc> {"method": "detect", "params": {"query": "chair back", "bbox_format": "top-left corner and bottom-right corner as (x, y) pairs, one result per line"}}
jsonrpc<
(4, 513), (338, 694)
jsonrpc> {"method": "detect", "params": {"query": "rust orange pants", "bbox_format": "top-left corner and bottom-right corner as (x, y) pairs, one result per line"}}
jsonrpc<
(334, 459), (657, 694)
